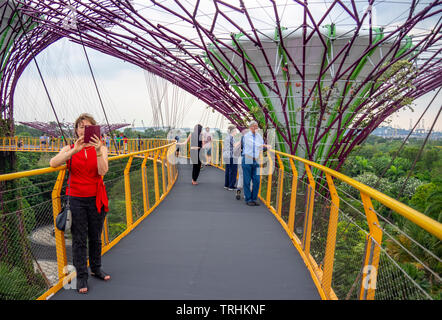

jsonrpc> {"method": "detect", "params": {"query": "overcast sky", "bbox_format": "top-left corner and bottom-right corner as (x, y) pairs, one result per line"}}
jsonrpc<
(13, 0), (441, 131)
(14, 38), (227, 130)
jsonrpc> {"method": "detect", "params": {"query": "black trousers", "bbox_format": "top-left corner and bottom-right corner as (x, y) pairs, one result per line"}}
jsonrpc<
(191, 149), (202, 181)
(70, 196), (106, 280)
(192, 163), (201, 181)
(224, 158), (238, 188)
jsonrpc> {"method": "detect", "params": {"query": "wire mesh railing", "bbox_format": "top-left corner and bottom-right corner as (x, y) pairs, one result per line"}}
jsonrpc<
(1, 137), (441, 300)
(0, 136), (170, 155)
(205, 138), (441, 300)
(0, 140), (177, 300)
(252, 147), (441, 300)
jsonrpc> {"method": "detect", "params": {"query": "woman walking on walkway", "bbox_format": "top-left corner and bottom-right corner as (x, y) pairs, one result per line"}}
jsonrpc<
(50, 113), (110, 294)
(180, 124), (204, 185)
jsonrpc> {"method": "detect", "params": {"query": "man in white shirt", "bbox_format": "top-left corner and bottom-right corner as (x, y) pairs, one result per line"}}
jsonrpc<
(242, 121), (271, 206)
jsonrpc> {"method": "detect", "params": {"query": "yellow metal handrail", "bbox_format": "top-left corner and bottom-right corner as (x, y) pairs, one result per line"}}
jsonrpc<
(0, 141), (178, 300)
(258, 148), (442, 300)
(206, 139), (440, 300)
(0, 136), (170, 155)
(1, 138), (439, 300)
(270, 150), (442, 240)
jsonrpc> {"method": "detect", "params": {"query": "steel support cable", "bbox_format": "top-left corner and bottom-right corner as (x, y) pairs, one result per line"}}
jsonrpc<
(74, 21), (121, 155)
(308, 172), (442, 295)
(369, 207), (442, 282)
(11, 1), (68, 143)
(374, 86), (442, 189)
(397, 99), (442, 199)
(37, 47), (87, 135)
(2, 189), (53, 206)
(374, 242), (433, 300)
(2, 198), (52, 218)
(313, 173), (442, 271)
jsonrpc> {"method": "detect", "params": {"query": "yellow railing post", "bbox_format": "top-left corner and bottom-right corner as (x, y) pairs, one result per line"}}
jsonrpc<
(124, 156), (134, 227)
(52, 169), (68, 280)
(212, 140), (216, 166)
(359, 192), (383, 300)
(266, 152), (273, 206)
(302, 164), (316, 257)
(322, 173), (340, 299)
(217, 140), (221, 167)
(219, 140), (223, 168)
(275, 154), (284, 216)
(209, 141), (213, 166)
(166, 146), (173, 191)
(141, 152), (150, 213)
(153, 150), (160, 203)
(102, 216), (109, 247)
(288, 158), (298, 233)
(161, 148), (167, 196)
(258, 153), (264, 197)
(187, 138), (190, 159)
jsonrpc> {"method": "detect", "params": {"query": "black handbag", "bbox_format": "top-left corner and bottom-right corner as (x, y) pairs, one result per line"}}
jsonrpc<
(56, 164), (72, 232)
(56, 204), (72, 232)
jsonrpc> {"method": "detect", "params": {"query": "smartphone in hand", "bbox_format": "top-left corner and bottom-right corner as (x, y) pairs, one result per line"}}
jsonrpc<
(84, 125), (101, 143)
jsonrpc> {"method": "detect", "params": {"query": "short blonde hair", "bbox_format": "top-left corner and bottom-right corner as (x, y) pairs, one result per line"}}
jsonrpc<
(74, 113), (97, 137)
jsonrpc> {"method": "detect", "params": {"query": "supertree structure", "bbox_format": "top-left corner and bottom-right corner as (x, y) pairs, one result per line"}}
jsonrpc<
(3, 0), (442, 169)
(0, 0), (58, 135)
(0, 0), (123, 135)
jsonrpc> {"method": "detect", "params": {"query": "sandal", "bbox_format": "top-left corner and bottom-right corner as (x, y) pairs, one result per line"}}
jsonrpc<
(91, 269), (111, 281)
(76, 277), (88, 294)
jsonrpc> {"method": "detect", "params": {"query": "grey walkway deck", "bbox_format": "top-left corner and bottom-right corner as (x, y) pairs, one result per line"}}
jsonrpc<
(52, 164), (320, 300)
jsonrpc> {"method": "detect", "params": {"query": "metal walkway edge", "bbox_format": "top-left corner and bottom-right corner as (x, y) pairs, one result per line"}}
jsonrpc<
(52, 164), (320, 300)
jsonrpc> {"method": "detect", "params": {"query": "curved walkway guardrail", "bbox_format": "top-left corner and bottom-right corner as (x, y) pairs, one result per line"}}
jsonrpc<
(0, 141), (177, 300)
(206, 139), (441, 300)
(0, 138), (440, 300)
(257, 149), (442, 300)
(0, 136), (169, 154)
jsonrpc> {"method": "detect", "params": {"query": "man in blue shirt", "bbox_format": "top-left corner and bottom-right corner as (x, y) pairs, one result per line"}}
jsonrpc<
(242, 121), (271, 206)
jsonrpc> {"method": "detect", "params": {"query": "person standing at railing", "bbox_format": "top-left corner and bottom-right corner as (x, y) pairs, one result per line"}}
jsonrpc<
(242, 121), (271, 206)
(137, 134), (142, 151)
(123, 135), (128, 153)
(174, 133), (181, 158)
(116, 133), (122, 151)
(179, 124), (203, 185)
(104, 133), (111, 151)
(223, 125), (240, 191)
(40, 134), (46, 149)
(49, 113), (110, 294)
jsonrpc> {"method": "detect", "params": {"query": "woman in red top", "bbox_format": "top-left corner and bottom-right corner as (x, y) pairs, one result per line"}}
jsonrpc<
(50, 113), (110, 294)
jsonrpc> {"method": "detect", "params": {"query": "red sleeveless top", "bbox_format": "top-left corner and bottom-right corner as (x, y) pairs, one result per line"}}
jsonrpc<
(66, 145), (108, 213)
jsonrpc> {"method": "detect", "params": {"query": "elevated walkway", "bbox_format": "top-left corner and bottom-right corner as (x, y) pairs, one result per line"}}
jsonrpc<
(1, 140), (440, 300)
(52, 164), (319, 299)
